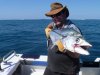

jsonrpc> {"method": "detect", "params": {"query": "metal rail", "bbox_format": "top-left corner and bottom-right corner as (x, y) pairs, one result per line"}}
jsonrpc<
(3, 50), (16, 63)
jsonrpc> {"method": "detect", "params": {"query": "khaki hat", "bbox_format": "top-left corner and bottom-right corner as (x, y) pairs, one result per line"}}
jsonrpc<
(45, 2), (69, 17)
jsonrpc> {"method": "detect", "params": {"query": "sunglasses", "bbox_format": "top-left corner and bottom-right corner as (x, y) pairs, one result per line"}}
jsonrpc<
(51, 11), (65, 18)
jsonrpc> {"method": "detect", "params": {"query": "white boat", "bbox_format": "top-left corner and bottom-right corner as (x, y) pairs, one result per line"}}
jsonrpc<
(0, 50), (100, 75)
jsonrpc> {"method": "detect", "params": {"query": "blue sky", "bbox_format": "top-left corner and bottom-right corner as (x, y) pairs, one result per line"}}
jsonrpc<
(0, 0), (100, 20)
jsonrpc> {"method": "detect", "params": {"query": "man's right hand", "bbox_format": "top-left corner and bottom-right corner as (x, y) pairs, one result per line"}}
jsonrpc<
(45, 25), (53, 39)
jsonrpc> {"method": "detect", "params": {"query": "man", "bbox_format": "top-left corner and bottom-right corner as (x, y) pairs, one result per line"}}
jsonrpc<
(44, 2), (82, 75)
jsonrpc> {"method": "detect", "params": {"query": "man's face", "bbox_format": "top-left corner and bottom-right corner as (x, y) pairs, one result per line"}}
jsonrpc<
(51, 10), (67, 26)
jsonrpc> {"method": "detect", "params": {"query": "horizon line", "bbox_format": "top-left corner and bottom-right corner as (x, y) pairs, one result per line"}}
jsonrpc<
(0, 18), (100, 20)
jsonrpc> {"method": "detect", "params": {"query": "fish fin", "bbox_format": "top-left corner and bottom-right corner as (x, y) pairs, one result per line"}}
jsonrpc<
(56, 40), (65, 52)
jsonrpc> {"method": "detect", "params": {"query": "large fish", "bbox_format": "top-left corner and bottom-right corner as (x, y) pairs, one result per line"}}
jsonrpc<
(50, 28), (92, 55)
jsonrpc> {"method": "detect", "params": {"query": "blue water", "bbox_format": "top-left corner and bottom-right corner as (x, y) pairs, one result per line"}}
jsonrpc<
(0, 19), (100, 61)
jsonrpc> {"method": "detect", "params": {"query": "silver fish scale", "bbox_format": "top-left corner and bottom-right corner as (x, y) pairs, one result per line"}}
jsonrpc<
(52, 28), (81, 37)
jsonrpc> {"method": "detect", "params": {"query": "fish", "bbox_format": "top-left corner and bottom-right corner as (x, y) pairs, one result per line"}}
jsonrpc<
(50, 28), (92, 55)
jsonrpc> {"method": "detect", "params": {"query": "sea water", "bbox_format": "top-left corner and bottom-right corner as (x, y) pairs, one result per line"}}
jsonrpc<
(0, 19), (100, 61)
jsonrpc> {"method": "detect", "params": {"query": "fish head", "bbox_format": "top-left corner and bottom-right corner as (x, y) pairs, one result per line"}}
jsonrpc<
(63, 35), (92, 55)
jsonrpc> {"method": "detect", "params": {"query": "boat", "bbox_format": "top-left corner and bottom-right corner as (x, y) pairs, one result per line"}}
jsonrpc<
(0, 50), (100, 75)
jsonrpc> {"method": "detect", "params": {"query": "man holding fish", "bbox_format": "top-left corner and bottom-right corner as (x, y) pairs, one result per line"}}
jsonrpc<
(44, 2), (92, 75)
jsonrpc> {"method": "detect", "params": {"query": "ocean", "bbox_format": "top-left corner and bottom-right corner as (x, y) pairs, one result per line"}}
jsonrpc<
(0, 19), (100, 61)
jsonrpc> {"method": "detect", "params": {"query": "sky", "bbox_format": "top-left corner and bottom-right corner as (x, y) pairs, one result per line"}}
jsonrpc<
(0, 0), (100, 20)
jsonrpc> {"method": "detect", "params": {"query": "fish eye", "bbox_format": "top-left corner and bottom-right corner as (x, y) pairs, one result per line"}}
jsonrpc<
(76, 38), (80, 43)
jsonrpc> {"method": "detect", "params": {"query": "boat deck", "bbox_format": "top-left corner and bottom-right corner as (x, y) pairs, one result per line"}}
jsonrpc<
(0, 52), (100, 75)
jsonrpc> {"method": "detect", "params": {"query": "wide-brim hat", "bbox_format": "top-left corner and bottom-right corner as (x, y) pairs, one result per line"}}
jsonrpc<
(45, 2), (69, 17)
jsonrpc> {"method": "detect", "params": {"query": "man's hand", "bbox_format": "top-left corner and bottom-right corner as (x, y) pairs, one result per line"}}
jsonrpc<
(45, 28), (52, 38)
(45, 25), (53, 39)
(56, 40), (80, 58)
(56, 40), (65, 52)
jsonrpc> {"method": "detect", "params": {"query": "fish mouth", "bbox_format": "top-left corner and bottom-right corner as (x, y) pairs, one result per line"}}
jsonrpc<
(74, 44), (92, 55)
(80, 46), (91, 50)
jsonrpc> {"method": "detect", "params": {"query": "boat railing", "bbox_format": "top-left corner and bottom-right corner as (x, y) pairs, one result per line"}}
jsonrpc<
(3, 50), (16, 63)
